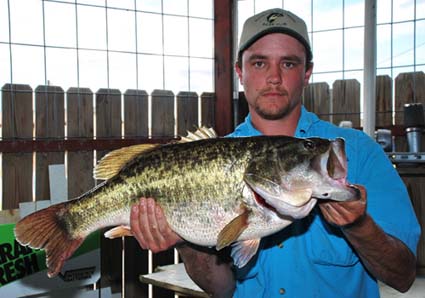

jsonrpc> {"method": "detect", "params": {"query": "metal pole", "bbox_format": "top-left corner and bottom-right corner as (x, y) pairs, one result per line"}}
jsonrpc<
(363, 0), (377, 137)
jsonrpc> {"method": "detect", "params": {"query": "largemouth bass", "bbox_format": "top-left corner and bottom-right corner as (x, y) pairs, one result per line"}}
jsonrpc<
(14, 128), (358, 278)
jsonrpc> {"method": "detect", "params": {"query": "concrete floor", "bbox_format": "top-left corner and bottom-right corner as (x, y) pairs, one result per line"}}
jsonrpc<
(380, 276), (425, 298)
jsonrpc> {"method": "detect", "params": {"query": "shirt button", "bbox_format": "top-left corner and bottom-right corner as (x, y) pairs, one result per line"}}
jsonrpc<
(279, 288), (286, 295)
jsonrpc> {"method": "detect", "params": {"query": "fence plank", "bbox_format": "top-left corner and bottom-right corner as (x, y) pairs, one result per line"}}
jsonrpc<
(376, 75), (392, 127)
(151, 89), (176, 298)
(124, 89), (149, 137)
(394, 71), (425, 125)
(2, 84), (33, 209)
(151, 90), (175, 137)
(66, 88), (94, 200)
(201, 92), (216, 128)
(123, 89), (149, 298)
(303, 82), (331, 122)
(394, 72), (425, 151)
(177, 91), (199, 135)
(35, 85), (65, 201)
(96, 88), (123, 295)
(332, 79), (361, 127)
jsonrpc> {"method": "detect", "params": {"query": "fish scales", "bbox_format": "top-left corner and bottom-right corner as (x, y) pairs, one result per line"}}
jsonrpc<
(14, 132), (358, 277)
(59, 139), (247, 234)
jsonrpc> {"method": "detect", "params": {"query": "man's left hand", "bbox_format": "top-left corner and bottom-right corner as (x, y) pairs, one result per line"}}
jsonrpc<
(318, 184), (367, 227)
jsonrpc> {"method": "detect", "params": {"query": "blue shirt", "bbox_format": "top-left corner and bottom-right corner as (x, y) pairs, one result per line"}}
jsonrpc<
(230, 106), (421, 298)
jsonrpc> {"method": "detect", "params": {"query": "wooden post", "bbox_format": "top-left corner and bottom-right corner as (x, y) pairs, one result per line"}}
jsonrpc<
(1, 84), (33, 209)
(394, 71), (425, 151)
(151, 90), (175, 137)
(177, 91), (199, 135)
(303, 82), (331, 122)
(151, 89), (175, 298)
(394, 71), (425, 125)
(123, 89), (149, 297)
(214, 0), (234, 136)
(201, 92), (216, 128)
(66, 87), (94, 200)
(124, 89), (149, 138)
(35, 85), (65, 201)
(332, 79), (361, 127)
(375, 75), (392, 127)
(96, 88), (123, 295)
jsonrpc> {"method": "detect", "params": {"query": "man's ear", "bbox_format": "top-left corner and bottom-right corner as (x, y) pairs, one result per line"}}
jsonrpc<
(304, 63), (314, 86)
(235, 62), (243, 84)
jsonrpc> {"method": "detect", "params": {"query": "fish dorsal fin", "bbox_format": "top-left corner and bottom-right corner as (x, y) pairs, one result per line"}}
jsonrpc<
(179, 126), (217, 143)
(216, 208), (251, 250)
(94, 144), (159, 180)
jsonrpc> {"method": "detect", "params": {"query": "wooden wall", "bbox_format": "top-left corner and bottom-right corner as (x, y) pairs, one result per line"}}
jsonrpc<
(1, 84), (215, 297)
(1, 70), (424, 296)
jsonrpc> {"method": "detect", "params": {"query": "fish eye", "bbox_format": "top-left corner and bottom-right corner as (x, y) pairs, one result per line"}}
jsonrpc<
(304, 140), (316, 150)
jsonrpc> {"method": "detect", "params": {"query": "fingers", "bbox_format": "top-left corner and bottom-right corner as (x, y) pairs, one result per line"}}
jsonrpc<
(130, 198), (149, 249)
(130, 197), (183, 253)
(319, 185), (367, 227)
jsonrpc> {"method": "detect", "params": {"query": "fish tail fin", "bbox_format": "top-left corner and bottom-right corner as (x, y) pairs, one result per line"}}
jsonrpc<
(14, 202), (84, 278)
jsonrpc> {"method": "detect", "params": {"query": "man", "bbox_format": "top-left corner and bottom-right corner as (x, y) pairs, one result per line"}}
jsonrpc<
(130, 8), (421, 298)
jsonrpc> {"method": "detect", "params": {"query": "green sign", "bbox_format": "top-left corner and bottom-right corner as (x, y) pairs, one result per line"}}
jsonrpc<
(0, 224), (99, 288)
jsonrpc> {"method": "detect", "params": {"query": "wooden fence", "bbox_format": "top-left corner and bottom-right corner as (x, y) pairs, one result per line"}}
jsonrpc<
(0, 70), (424, 296)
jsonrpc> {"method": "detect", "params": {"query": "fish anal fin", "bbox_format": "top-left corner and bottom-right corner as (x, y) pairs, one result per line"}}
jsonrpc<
(104, 225), (133, 239)
(94, 144), (159, 180)
(216, 209), (250, 251)
(14, 202), (85, 278)
(231, 239), (261, 268)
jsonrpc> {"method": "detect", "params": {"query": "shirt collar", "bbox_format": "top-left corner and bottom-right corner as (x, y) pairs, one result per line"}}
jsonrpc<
(295, 106), (320, 137)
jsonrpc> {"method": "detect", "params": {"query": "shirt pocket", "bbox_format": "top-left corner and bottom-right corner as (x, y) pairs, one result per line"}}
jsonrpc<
(306, 217), (359, 266)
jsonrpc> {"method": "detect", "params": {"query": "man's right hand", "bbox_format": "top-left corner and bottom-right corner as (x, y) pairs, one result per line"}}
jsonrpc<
(130, 197), (183, 252)
(131, 198), (236, 297)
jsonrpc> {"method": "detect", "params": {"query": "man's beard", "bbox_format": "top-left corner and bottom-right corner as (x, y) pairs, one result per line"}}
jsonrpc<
(253, 94), (299, 120)
(254, 104), (292, 120)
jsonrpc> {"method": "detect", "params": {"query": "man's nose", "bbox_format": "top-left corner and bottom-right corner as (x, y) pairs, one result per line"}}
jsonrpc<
(266, 65), (282, 85)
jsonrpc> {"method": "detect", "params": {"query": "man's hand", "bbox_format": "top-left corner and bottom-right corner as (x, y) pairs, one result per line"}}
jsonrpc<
(130, 197), (236, 297)
(318, 184), (366, 227)
(319, 184), (416, 292)
(130, 197), (183, 252)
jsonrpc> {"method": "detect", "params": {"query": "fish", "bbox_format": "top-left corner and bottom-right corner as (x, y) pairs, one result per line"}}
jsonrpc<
(14, 127), (359, 278)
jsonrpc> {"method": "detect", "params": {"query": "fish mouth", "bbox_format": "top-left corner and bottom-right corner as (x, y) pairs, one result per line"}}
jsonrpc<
(244, 183), (318, 220)
(311, 138), (358, 201)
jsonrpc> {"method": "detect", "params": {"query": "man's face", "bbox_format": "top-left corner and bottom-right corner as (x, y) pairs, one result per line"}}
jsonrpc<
(236, 33), (313, 121)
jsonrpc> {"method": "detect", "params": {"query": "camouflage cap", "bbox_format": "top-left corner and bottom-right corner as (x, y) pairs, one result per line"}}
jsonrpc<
(238, 8), (312, 61)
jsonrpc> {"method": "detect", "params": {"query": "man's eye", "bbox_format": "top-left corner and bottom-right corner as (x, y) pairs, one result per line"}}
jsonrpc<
(254, 61), (265, 68)
(282, 62), (295, 69)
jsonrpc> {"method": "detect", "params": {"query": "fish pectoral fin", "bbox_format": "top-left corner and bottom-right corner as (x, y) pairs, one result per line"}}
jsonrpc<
(104, 225), (133, 239)
(231, 239), (260, 268)
(94, 144), (160, 180)
(216, 210), (250, 251)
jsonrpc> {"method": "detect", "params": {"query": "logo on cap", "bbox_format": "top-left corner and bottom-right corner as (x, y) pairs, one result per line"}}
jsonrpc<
(266, 13), (284, 24)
